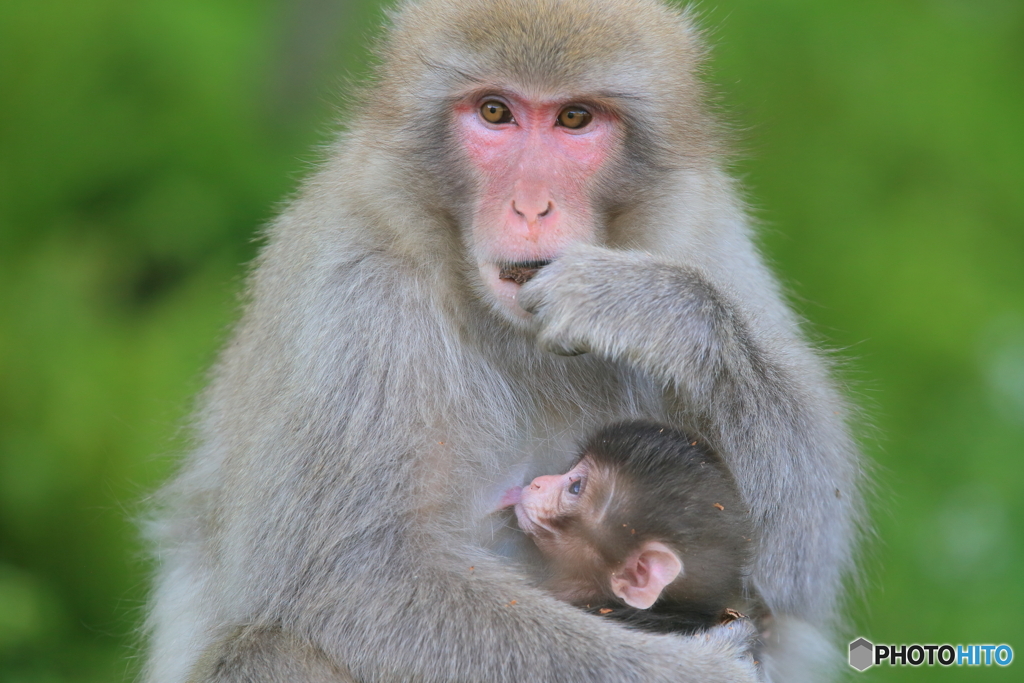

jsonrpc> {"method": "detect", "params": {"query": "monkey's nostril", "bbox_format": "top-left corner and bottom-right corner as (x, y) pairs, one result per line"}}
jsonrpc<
(511, 200), (553, 221)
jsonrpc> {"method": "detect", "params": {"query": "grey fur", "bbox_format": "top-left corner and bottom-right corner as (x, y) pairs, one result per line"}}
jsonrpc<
(143, 1), (863, 681)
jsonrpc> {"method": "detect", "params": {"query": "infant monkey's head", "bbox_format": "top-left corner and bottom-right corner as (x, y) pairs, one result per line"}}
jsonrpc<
(503, 422), (752, 617)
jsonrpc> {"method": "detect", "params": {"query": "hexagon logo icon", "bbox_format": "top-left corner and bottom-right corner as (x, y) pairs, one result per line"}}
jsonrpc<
(849, 638), (874, 671)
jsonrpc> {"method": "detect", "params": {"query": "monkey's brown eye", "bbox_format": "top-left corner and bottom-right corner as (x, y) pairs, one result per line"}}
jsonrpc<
(568, 479), (582, 495)
(480, 101), (513, 124)
(557, 106), (592, 129)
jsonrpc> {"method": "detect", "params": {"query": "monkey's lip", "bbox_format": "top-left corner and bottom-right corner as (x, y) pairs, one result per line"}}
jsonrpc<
(497, 260), (552, 286)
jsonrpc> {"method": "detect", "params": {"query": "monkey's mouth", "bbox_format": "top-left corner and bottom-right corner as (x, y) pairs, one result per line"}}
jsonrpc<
(497, 260), (551, 286)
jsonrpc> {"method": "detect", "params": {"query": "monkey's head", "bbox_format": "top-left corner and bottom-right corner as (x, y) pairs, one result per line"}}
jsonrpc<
(359, 0), (717, 325)
(503, 422), (752, 611)
(506, 453), (683, 609)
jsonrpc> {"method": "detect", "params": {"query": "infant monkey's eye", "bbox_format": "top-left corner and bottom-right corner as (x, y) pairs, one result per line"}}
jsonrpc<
(568, 479), (582, 495)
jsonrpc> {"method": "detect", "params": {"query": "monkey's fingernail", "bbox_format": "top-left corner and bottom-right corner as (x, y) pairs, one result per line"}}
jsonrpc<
(549, 343), (588, 357)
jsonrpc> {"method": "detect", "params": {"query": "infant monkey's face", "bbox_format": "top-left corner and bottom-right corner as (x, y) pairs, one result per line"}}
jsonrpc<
(501, 453), (684, 610)
(500, 456), (606, 563)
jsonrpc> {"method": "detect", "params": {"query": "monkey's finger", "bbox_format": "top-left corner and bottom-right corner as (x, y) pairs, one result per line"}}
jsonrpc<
(704, 617), (760, 659)
(538, 332), (590, 357)
(516, 282), (545, 315)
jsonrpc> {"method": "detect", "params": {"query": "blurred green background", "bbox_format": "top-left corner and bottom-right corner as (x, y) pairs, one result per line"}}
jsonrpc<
(0, 0), (1021, 680)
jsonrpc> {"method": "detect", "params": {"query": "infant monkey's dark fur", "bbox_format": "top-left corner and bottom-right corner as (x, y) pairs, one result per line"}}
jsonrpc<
(508, 421), (762, 634)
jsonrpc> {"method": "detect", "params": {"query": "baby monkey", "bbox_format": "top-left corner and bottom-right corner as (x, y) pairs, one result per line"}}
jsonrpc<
(501, 422), (761, 634)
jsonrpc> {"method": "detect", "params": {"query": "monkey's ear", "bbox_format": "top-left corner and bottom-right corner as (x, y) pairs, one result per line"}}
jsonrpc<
(609, 541), (682, 609)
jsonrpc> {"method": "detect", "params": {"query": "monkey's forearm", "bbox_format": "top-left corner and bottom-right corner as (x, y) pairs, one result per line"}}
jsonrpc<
(278, 547), (758, 683)
(191, 466), (759, 683)
(524, 249), (785, 400)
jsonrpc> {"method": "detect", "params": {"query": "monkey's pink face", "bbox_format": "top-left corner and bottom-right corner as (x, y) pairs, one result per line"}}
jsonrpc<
(452, 91), (620, 319)
(508, 458), (601, 559)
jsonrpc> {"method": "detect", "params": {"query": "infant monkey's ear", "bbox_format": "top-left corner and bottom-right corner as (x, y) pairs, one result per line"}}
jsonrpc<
(608, 541), (683, 609)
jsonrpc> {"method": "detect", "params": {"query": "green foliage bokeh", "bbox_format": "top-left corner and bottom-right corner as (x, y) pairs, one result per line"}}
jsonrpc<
(0, 1), (1021, 681)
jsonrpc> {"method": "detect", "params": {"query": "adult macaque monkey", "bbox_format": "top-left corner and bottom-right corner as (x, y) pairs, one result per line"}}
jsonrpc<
(146, 0), (864, 682)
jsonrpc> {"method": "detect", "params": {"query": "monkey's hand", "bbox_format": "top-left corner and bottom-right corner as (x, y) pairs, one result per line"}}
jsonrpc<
(519, 244), (644, 357)
(692, 617), (762, 681)
(519, 243), (740, 391)
(703, 618), (765, 679)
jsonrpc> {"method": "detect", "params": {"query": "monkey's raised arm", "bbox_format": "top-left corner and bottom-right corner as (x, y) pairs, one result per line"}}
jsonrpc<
(520, 244), (862, 631)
